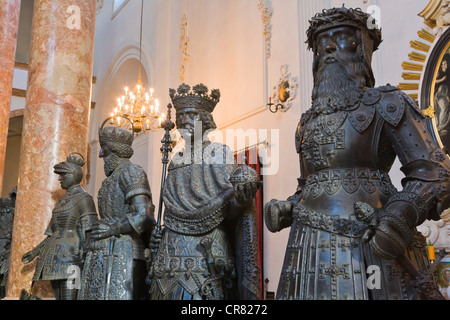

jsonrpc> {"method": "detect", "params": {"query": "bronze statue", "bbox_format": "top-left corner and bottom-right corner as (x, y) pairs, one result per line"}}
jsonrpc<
(0, 187), (16, 299)
(264, 7), (450, 300)
(21, 153), (98, 300)
(78, 119), (156, 300)
(147, 84), (261, 300)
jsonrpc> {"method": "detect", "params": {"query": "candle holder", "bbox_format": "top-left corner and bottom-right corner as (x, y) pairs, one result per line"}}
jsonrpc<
(267, 64), (298, 114)
(267, 97), (286, 113)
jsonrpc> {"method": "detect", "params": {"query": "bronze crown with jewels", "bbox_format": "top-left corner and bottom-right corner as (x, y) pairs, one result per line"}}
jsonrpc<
(169, 83), (221, 113)
(98, 116), (134, 147)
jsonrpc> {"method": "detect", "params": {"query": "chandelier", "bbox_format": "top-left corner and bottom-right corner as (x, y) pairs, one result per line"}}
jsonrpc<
(110, 0), (164, 134)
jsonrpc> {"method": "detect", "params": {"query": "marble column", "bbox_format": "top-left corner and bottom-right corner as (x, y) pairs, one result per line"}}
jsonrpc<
(0, 0), (21, 195)
(6, 0), (97, 298)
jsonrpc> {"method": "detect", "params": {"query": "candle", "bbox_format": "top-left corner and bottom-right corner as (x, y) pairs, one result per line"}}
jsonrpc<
(428, 245), (435, 261)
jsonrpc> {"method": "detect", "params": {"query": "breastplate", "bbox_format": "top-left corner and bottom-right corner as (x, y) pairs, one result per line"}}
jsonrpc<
(51, 192), (89, 237)
(297, 103), (397, 217)
(300, 108), (380, 172)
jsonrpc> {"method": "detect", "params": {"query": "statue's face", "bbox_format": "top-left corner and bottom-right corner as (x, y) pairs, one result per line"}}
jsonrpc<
(176, 107), (202, 142)
(58, 172), (75, 190)
(99, 143), (120, 177)
(99, 143), (111, 159)
(315, 26), (359, 68)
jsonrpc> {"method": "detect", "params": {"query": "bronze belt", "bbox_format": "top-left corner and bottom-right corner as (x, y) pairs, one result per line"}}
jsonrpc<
(293, 204), (368, 239)
(302, 168), (396, 198)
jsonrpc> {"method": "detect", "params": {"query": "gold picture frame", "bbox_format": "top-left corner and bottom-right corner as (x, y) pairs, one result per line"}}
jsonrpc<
(421, 27), (450, 155)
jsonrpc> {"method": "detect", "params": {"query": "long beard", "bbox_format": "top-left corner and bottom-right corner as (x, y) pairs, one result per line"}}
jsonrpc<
(103, 153), (120, 177)
(312, 58), (367, 115)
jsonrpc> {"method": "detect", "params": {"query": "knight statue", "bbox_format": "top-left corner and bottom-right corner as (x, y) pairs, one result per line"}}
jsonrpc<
(78, 118), (156, 300)
(264, 7), (450, 300)
(147, 83), (261, 300)
(21, 153), (98, 300)
(0, 187), (17, 298)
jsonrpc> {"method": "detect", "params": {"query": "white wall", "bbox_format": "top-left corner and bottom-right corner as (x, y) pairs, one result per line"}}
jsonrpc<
(90, 0), (431, 295)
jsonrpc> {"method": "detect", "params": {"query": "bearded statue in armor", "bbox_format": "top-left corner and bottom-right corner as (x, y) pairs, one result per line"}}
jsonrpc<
(79, 119), (156, 300)
(21, 153), (98, 300)
(0, 187), (16, 299)
(264, 7), (450, 300)
(147, 84), (261, 300)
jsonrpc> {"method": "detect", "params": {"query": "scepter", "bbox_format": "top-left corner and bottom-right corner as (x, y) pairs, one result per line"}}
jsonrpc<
(156, 103), (175, 232)
(148, 104), (175, 269)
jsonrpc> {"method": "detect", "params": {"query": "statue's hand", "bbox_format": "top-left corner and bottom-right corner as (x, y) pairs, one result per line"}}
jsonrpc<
(149, 228), (164, 252)
(264, 199), (293, 233)
(356, 204), (413, 261)
(21, 250), (36, 264)
(90, 220), (119, 240)
(233, 181), (260, 206)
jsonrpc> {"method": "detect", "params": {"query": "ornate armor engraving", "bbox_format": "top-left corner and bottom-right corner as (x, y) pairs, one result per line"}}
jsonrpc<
(21, 153), (97, 300)
(79, 120), (155, 300)
(79, 160), (154, 300)
(265, 7), (450, 300)
(148, 84), (261, 300)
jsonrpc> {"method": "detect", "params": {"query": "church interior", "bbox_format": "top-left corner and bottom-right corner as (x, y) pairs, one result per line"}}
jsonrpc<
(0, 0), (449, 300)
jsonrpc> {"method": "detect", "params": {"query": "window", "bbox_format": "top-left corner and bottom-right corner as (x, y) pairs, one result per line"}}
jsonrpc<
(112, 0), (129, 18)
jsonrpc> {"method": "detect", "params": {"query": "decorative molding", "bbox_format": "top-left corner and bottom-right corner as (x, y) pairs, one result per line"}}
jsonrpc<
(96, 0), (104, 15)
(112, 0), (130, 20)
(417, 209), (450, 252)
(271, 64), (298, 113)
(257, 0), (273, 60)
(14, 62), (28, 70)
(12, 88), (26, 98)
(217, 105), (266, 130)
(179, 14), (190, 82)
(397, 27), (436, 101)
(9, 109), (24, 119)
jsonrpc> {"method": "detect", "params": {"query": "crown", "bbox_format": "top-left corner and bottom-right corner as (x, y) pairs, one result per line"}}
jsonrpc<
(99, 116), (134, 147)
(306, 6), (382, 51)
(169, 83), (220, 113)
(99, 126), (134, 146)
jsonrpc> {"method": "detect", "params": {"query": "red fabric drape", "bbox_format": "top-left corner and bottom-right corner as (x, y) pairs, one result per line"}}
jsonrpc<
(235, 147), (264, 299)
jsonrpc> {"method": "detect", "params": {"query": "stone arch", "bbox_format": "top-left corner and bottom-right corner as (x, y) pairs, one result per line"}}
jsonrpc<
(87, 44), (154, 196)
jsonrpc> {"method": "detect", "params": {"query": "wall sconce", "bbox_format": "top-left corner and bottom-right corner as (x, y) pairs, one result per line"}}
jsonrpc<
(267, 64), (298, 113)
